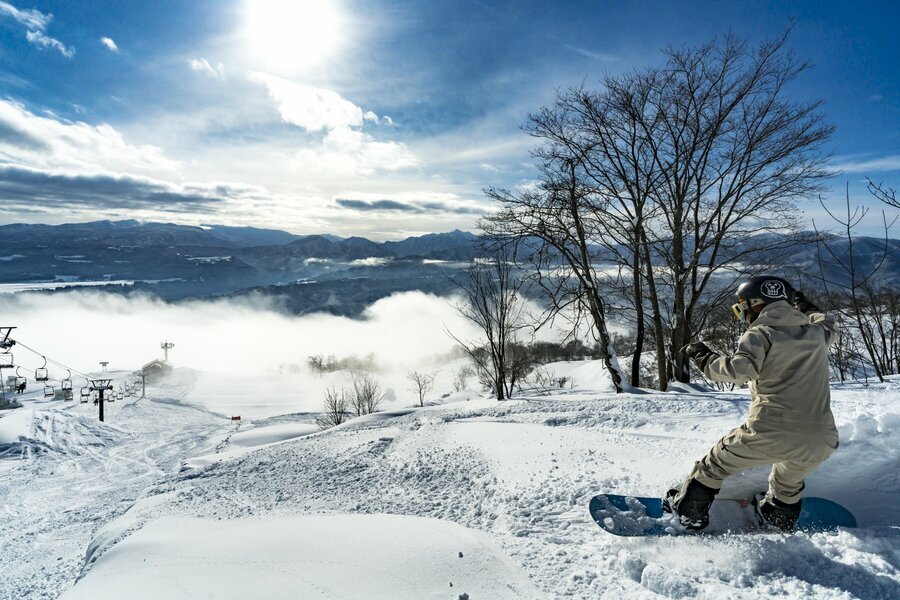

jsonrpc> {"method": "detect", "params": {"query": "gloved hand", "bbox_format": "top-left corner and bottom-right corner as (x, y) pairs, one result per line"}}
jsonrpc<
(683, 341), (717, 371)
(792, 291), (821, 315)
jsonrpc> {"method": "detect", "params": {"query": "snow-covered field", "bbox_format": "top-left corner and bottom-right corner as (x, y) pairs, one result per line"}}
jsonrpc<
(1, 362), (897, 599)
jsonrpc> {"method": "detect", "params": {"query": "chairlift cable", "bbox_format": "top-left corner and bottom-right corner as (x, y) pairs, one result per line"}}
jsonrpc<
(10, 340), (93, 380)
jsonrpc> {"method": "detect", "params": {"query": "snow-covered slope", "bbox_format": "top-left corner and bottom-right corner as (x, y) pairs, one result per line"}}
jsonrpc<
(61, 515), (541, 599)
(2, 366), (898, 599)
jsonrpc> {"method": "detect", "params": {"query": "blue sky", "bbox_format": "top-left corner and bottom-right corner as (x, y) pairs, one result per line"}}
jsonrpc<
(0, 0), (897, 239)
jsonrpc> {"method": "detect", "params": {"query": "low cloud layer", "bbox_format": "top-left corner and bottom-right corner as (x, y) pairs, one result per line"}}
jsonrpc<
(336, 198), (488, 215)
(0, 291), (485, 376)
(0, 164), (259, 212)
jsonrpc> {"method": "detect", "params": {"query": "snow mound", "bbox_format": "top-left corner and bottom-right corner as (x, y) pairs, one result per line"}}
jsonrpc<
(62, 514), (542, 600)
(228, 422), (319, 449)
(0, 409), (125, 461)
(184, 421), (319, 468)
(539, 359), (617, 392)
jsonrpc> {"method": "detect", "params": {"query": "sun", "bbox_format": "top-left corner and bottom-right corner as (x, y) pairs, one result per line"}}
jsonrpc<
(243, 0), (345, 71)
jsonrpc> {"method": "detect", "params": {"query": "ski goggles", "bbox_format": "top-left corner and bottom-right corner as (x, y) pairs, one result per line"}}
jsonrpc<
(731, 300), (751, 322)
(731, 298), (763, 322)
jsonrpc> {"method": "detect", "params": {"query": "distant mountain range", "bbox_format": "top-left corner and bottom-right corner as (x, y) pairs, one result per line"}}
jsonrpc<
(1, 220), (897, 315)
(0, 220), (484, 310)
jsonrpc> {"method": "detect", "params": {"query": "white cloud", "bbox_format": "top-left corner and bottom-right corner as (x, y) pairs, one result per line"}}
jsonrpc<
(99, 37), (118, 52)
(250, 72), (417, 176)
(831, 155), (900, 174)
(350, 257), (392, 267)
(564, 44), (617, 62)
(0, 1), (74, 58)
(25, 27), (74, 58)
(0, 99), (177, 175)
(293, 126), (417, 176)
(251, 72), (366, 132)
(189, 58), (226, 80)
(0, 1), (50, 30)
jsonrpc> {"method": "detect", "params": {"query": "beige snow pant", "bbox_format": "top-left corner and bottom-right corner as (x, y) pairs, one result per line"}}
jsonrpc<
(684, 421), (839, 504)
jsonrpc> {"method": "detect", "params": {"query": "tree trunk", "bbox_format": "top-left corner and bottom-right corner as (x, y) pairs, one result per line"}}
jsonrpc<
(587, 290), (625, 393)
(641, 231), (668, 390)
(671, 275), (691, 384)
(630, 241), (645, 388)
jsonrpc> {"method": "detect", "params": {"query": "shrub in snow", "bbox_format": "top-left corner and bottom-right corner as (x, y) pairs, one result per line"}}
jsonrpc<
(349, 371), (384, 416)
(316, 387), (350, 430)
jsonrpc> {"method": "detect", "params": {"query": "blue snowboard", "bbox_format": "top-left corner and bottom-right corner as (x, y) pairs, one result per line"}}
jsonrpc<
(589, 494), (857, 536)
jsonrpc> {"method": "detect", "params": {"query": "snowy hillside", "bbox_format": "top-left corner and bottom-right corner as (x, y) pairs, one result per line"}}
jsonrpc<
(1, 363), (897, 599)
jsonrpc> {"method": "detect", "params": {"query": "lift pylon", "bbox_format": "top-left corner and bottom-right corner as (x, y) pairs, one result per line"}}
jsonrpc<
(89, 379), (114, 422)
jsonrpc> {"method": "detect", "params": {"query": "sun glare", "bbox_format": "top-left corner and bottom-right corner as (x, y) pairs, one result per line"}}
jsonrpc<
(244, 0), (344, 71)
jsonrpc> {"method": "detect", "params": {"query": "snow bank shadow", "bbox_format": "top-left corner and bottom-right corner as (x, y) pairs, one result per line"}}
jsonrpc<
(736, 529), (900, 599)
(632, 527), (900, 599)
(810, 411), (899, 527)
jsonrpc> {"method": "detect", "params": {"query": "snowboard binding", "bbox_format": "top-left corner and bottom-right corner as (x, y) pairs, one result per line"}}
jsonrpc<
(753, 493), (802, 532)
(662, 480), (719, 531)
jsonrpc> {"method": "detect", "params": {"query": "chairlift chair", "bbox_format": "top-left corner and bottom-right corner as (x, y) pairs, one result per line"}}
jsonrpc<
(63, 389), (73, 401)
(61, 370), (73, 390)
(35, 356), (49, 382)
(79, 386), (90, 403)
(15, 367), (27, 389)
(0, 352), (12, 368)
(43, 384), (54, 398)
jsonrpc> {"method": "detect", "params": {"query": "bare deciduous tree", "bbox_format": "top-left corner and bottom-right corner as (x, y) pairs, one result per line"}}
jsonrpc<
(452, 366), (474, 392)
(640, 32), (832, 382)
(348, 371), (384, 416)
(484, 31), (832, 387)
(449, 252), (528, 400)
(316, 387), (350, 430)
(868, 178), (898, 211)
(812, 185), (898, 382)
(483, 164), (628, 392)
(407, 371), (435, 407)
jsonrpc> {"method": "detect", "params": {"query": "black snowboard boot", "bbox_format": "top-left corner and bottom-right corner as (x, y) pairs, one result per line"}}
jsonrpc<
(663, 479), (719, 531)
(754, 494), (801, 532)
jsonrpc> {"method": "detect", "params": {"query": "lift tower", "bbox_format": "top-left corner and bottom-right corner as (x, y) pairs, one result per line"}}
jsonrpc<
(161, 340), (175, 362)
(90, 379), (114, 422)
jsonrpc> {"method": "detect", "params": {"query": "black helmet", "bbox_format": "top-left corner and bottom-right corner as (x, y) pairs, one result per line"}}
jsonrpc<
(731, 276), (795, 323)
(736, 276), (795, 304)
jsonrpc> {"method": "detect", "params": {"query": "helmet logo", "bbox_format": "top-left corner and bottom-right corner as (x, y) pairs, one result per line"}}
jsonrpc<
(761, 280), (788, 299)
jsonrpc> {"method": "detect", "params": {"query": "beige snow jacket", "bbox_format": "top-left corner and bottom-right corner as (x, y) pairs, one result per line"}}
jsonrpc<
(703, 301), (839, 436)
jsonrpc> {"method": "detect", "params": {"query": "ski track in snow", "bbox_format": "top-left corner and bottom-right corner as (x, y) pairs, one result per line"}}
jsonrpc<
(0, 391), (230, 600)
(1, 371), (899, 599)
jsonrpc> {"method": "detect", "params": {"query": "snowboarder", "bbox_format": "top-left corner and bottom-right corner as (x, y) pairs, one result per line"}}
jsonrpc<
(664, 276), (840, 531)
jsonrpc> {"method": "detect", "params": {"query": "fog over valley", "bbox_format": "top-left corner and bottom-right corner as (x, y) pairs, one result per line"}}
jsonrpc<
(2, 290), (484, 375)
